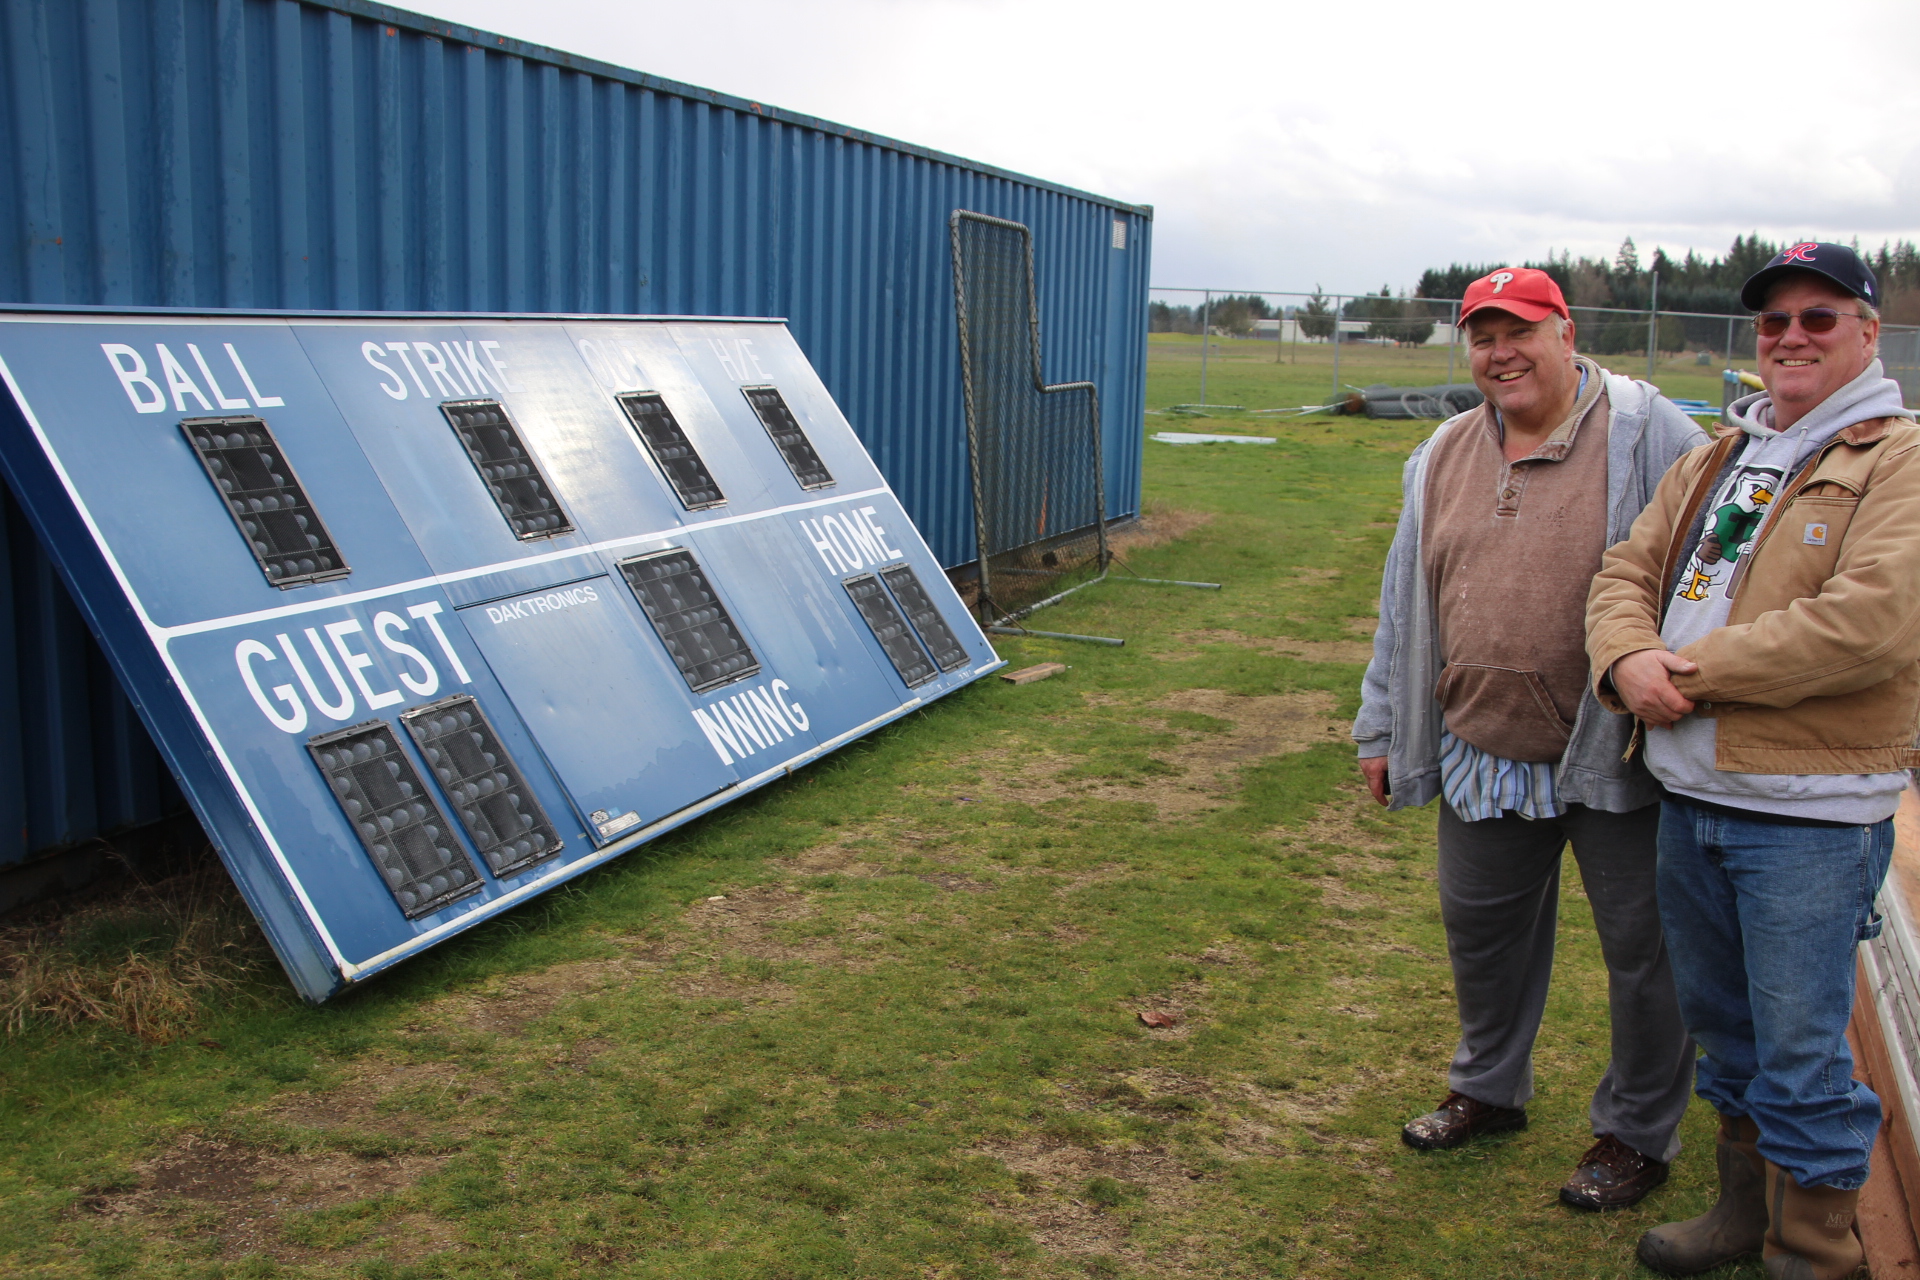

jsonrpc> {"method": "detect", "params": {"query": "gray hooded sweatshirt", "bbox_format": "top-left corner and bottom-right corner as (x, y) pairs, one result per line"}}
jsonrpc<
(1647, 358), (1915, 822)
(1354, 372), (1708, 812)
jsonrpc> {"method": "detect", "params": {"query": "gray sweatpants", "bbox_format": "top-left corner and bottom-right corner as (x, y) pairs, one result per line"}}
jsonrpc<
(1437, 801), (1694, 1163)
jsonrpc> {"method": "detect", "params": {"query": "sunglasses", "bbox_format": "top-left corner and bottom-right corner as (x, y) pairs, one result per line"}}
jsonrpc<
(1750, 307), (1871, 337)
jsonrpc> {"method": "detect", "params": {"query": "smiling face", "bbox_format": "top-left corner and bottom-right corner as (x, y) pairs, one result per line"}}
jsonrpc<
(1465, 309), (1580, 429)
(1758, 274), (1880, 427)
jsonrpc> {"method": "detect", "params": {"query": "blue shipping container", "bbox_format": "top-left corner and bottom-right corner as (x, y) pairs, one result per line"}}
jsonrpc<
(0, 0), (1152, 883)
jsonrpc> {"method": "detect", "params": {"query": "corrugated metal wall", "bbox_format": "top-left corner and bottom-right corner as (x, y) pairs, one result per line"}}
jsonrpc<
(0, 0), (1152, 877)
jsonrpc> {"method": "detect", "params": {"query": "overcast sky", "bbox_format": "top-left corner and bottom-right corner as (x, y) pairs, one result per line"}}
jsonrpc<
(407, 0), (1920, 300)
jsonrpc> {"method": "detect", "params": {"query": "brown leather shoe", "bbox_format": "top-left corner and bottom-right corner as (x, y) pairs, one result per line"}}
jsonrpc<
(1401, 1091), (1527, 1150)
(1560, 1133), (1670, 1210)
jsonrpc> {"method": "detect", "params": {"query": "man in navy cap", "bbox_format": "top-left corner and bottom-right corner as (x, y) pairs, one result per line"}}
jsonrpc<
(1590, 242), (1918, 1278)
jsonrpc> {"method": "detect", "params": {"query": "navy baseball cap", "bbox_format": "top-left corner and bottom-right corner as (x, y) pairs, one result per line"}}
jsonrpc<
(1740, 242), (1880, 310)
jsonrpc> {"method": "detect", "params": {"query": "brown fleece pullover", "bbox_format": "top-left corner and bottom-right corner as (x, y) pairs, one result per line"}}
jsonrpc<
(1422, 359), (1608, 763)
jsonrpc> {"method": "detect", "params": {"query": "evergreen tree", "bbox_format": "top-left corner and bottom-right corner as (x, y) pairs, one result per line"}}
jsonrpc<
(1615, 237), (1640, 278)
(1298, 288), (1335, 341)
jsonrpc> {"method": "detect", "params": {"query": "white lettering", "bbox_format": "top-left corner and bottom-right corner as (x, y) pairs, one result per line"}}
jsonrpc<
(363, 341), (407, 399)
(438, 343), (478, 395)
(102, 344), (164, 413)
(326, 619), (402, 710)
(799, 518), (845, 573)
(278, 629), (354, 721)
(414, 342), (460, 397)
(237, 638), (307, 733)
(156, 343), (213, 412)
(744, 685), (793, 738)
(857, 506), (903, 559)
(188, 344), (249, 409)
(387, 342), (431, 398)
(771, 678), (808, 731)
(451, 341), (502, 394)
(224, 344), (284, 407)
(719, 698), (768, 751)
(821, 515), (864, 570)
(407, 601), (471, 683)
(480, 341), (521, 391)
(737, 338), (768, 379)
(710, 338), (744, 382)
(839, 510), (883, 565)
(692, 706), (741, 765)
(709, 336), (768, 381)
(373, 610), (438, 697)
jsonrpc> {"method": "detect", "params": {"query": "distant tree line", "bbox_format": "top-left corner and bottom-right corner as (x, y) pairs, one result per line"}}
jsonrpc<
(1417, 235), (1920, 356)
(1148, 287), (1437, 345)
(1148, 294), (1273, 335)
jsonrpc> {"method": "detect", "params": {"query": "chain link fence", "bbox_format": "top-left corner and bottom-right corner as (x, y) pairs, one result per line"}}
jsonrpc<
(1150, 286), (1920, 414)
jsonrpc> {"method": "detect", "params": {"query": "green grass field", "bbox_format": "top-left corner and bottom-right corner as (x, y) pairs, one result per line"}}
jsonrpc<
(0, 363), (1754, 1278)
(1148, 332), (1740, 421)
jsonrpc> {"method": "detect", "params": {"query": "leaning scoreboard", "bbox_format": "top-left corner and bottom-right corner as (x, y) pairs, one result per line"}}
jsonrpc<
(0, 312), (1001, 1002)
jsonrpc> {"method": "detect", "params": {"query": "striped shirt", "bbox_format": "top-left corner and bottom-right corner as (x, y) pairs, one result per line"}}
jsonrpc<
(1439, 729), (1564, 822)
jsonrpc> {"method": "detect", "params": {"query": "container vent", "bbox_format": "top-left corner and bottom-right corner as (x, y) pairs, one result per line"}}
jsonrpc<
(619, 549), (759, 691)
(879, 565), (970, 671)
(308, 721), (482, 919)
(440, 399), (573, 540)
(845, 573), (935, 687)
(182, 416), (348, 588)
(402, 695), (563, 878)
(742, 386), (834, 490)
(617, 392), (726, 510)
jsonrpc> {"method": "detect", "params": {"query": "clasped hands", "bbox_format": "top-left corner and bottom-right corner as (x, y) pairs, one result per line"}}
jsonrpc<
(1610, 649), (1699, 727)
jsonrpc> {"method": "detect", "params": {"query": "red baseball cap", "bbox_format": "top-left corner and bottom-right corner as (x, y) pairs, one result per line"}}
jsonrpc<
(1458, 267), (1569, 324)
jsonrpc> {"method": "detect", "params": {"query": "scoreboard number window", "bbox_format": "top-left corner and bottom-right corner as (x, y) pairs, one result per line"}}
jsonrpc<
(741, 386), (834, 490)
(616, 392), (726, 510)
(844, 573), (936, 687)
(879, 564), (970, 672)
(308, 721), (483, 919)
(618, 548), (760, 692)
(182, 415), (349, 588)
(440, 399), (574, 540)
(402, 695), (564, 878)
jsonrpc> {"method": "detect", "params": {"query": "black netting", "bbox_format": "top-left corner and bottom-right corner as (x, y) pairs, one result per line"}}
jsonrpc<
(950, 211), (1107, 621)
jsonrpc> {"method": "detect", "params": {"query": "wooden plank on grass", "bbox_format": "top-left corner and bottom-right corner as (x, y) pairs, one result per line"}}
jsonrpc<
(1000, 663), (1066, 685)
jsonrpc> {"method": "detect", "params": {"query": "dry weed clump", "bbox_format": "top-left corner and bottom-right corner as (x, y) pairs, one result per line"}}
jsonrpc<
(0, 853), (269, 1041)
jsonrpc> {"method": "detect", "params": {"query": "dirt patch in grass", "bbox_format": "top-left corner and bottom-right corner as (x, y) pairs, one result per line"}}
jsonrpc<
(1267, 788), (1403, 854)
(976, 1137), (1208, 1272)
(80, 1131), (451, 1264)
(1156, 628), (1375, 665)
(266, 1059), (496, 1140)
(1107, 507), (1215, 559)
(958, 689), (1346, 821)
(445, 956), (651, 1037)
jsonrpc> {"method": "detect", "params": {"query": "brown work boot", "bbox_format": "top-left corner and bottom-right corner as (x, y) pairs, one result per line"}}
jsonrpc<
(1559, 1133), (1668, 1210)
(1636, 1112), (1765, 1275)
(1762, 1160), (1866, 1280)
(1399, 1090), (1526, 1150)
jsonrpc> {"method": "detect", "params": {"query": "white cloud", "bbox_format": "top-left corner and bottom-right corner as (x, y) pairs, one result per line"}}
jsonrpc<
(405, 0), (1920, 296)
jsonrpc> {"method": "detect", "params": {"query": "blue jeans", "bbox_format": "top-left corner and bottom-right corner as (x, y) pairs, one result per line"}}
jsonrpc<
(1657, 798), (1893, 1189)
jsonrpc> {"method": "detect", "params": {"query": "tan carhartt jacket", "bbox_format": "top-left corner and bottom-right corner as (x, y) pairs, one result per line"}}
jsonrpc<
(1586, 415), (1920, 774)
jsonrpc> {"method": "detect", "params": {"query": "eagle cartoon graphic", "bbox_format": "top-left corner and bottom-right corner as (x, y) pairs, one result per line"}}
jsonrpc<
(1675, 471), (1781, 602)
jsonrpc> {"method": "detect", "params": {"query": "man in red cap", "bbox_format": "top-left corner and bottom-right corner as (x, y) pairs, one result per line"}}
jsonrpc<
(1354, 267), (1706, 1207)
